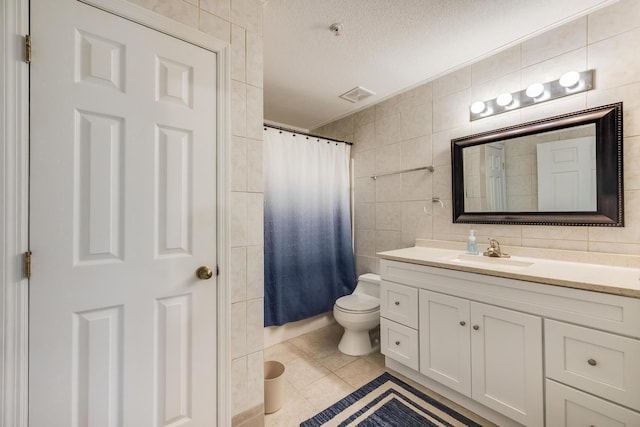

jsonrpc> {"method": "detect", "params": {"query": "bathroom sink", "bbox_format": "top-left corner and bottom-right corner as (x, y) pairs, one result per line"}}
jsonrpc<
(443, 254), (534, 269)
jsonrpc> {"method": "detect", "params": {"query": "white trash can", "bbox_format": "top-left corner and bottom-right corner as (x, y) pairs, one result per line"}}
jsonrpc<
(264, 360), (285, 414)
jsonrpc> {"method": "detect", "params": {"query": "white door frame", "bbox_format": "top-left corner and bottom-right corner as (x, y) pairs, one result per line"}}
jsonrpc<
(0, 1), (232, 426)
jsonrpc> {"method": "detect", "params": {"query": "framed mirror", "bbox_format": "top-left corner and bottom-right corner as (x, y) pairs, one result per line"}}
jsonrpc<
(451, 103), (623, 226)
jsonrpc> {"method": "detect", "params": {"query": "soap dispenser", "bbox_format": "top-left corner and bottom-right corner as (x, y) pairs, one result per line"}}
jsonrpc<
(466, 230), (479, 255)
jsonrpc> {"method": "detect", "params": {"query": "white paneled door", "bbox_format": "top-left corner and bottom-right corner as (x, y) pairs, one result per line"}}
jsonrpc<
(29, 1), (218, 426)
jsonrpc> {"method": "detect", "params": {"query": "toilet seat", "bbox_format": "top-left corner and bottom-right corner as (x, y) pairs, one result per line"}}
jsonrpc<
(335, 294), (379, 314)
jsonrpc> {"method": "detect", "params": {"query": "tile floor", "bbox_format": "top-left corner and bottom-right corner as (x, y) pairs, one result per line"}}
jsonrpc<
(264, 322), (496, 427)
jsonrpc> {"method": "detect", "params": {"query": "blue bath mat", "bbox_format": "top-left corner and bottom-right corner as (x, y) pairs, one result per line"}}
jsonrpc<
(300, 372), (483, 426)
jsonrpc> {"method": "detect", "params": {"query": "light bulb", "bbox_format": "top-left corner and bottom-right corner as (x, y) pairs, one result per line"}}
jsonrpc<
(559, 71), (581, 88)
(526, 83), (544, 98)
(470, 101), (486, 114)
(496, 92), (513, 107)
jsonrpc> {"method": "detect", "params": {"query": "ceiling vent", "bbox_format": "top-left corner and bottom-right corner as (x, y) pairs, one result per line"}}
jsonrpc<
(339, 86), (376, 103)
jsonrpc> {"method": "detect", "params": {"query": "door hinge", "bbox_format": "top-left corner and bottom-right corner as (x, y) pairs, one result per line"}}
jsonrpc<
(25, 35), (32, 64)
(24, 251), (32, 279)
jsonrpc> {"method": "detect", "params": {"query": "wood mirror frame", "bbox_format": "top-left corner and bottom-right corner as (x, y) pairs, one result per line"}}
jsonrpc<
(451, 103), (623, 226)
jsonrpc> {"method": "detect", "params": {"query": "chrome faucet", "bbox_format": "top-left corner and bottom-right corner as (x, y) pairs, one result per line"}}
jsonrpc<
(483, 238), (510, 258)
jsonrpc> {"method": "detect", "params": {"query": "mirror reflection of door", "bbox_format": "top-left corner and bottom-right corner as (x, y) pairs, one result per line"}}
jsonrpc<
(536, 137), (596, 211)
(485, 143), (507, 211)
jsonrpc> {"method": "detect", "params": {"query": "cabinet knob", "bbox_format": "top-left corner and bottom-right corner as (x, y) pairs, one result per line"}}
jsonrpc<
(395, 340), (400, 346)
(394, 301), (400, 306)
(459, 321), (466, 326)
(473, 325), (480, 331)
(588, 358), (597, 366)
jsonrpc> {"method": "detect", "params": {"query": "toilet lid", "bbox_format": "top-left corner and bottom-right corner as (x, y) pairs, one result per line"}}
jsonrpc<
(335, 294), (379, 313)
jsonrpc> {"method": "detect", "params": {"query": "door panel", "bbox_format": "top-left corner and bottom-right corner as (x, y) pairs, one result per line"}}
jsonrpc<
(419, 289), (471, 396)
(30, 1), (217, 426)
(471, 303), (543, 427)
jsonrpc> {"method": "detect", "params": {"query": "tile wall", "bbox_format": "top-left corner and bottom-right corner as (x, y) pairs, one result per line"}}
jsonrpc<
(314, 0), (640, 275)
(125, 0), (265, 425)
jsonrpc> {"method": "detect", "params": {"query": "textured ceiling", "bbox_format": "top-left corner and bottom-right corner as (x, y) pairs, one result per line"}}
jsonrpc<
(263, 0), (616, 130)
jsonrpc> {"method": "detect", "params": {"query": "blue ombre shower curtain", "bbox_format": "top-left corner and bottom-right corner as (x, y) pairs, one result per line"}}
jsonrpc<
(264, 127), (356, 326)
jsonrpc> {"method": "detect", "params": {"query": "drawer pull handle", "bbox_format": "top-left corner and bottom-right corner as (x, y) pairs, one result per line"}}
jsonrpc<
(394, 301), (400, 306)
(473, 325), (480, 331)
(395, 340), (400, 346)
(459, 321), (466, 326)
(588, 359), (597, 366)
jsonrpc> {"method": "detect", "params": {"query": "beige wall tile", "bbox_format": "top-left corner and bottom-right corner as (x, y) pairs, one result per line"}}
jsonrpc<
(246, 298), (264, 353)
(231, 357), (248, 415)
(200, 9), (231, 43)
(246, 85), (264, 140)
(231, 302), (247, 358)
(587, 82), (640, 137)
(247, 138), (263, 192)
(588, 27), (640, 91)
(521, 48), (587, 89)
(521, 17), (586, 67)
(588, 0), (640, 43)
(375, 230), (402, 253)
(201, 0), (230, 20)
(354, 177), (375, 203)
(375, 174), (402, 202)
(354, 122), (377, 152)
(401, 104), (432, 141)
(374, 113), (401, 146)
(375, 202), (402, 231)
(231, 247), (247, 303)
(353, 149), (376, 178)
(354, 203), (376, 230)
(355, 229), (375, 257)
(355, 255), (379, 276)
(375, 143), (401, 174)
(230, 0), (246, 27)
(246, 32), (264, 88)
(231, 80), (247, 137)
(247, 193), (263, 246)
(402, 201), (433, 246)
(400, 83), (432, 111)
(232, 136), (248, 191)
(129, 0), (198, 28)
(624, 136), (640, 190)
(247, 351), (264, 408)
(433, 89), (470, 132)
(401, 136), (431, 170)
(375, 96), (401, 121)
(401, 171), (431, 201)
(472, 46), (521, 85)
(471, 71), (521, 103)
(245, 0), (263, 35)
(246, 245), (264, 299)
(433, 66), (472, 99)
(231, 192), (248, 247)
(354, 107), (375, 128)
(231, 25), (246, 82)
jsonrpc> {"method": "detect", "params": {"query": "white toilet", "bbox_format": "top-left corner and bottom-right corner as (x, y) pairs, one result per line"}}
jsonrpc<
(333, 273), (381, 356)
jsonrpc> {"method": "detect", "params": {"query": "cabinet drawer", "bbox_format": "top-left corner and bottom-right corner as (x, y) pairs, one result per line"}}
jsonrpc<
(380, 318), (419, 371)
(545, 319), (640, 411)
(546, 379), (640, 427)
(381, 281), (418, 328)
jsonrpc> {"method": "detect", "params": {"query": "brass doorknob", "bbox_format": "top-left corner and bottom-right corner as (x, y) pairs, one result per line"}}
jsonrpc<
(196, 266), (213, 280)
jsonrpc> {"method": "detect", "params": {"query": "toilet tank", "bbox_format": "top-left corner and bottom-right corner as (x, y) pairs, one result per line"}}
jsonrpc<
(353, 273), (381, 298)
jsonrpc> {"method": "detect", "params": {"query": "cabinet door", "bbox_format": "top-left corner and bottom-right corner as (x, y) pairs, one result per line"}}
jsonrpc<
(546, 379), (640, 427)
(419, 290), (471, 396)
(471, 303), (543, 427)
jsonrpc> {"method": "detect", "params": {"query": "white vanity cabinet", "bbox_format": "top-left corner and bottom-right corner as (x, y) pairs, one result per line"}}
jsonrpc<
(380, 281), (419, 370)
(419, 289), (543, 426)
(379, 258), (640, 427)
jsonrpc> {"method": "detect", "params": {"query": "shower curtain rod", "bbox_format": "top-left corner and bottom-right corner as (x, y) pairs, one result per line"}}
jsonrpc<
(263, 123), (353, 146)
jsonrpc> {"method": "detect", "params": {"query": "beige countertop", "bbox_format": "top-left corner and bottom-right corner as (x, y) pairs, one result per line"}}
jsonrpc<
(377, 245), (640, 299)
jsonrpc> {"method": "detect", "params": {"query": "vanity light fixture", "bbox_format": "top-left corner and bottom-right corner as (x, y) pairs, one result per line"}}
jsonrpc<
(469, 69), (594, 121)
(470, 101), (486, 114)
(496, 92), (513, 107)
(525, 82), (545, 99)
(559, 71), (581, 88)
